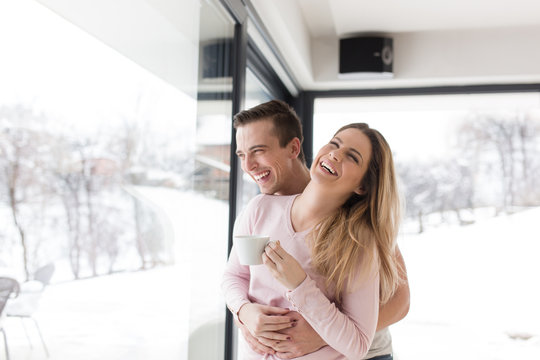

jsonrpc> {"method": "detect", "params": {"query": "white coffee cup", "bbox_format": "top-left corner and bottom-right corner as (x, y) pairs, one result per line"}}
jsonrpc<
(234, 235), (270, 265)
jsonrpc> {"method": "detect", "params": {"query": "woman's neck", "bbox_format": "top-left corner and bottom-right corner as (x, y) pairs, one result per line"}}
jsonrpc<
(290, 182), (345, 232)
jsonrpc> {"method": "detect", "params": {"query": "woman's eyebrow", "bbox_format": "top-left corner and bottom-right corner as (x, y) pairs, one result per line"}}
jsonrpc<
(334, 136), (364, 164)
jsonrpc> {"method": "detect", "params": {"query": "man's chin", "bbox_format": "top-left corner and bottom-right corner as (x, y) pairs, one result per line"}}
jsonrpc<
(258, 183), (277, 195)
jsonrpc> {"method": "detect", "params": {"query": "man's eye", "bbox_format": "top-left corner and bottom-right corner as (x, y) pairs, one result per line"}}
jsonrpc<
(237, 154), (245, 159)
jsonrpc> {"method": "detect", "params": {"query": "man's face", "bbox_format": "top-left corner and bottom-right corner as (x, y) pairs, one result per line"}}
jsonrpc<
(235, 120), (295, 195)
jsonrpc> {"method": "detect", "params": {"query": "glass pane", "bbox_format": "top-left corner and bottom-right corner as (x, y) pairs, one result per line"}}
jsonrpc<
(0, 1), (233, 359)
(190, 1), (235, 358)
(314, 94), (540, 359)
(236, 68), (274, 208)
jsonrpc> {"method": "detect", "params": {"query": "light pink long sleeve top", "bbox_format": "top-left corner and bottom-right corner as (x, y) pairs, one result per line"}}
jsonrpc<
(222, 194), (379, 360)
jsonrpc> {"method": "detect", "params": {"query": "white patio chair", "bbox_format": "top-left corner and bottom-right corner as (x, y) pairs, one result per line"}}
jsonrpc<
(6, 263), (55, 357)
(0, 277), (20, 360)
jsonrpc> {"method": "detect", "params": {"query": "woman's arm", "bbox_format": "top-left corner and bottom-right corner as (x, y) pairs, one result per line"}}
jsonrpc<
(264, 241), (379, 359)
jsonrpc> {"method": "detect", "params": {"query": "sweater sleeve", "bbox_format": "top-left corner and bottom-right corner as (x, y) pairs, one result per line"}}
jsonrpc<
(221, 195), (262, 320)
(286, 267), (379, 359)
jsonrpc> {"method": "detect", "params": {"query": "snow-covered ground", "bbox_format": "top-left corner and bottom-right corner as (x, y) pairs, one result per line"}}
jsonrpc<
(3, 200), (539, 359)
(392, 206), (540, 359)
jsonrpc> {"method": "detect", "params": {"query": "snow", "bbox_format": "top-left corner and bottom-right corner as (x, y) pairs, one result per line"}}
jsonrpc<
(392, 206), (540, 359)
(3, 200), (540, 359)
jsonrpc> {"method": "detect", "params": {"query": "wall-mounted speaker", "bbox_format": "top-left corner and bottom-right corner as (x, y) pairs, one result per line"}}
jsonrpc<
(339, 36), (393, 79)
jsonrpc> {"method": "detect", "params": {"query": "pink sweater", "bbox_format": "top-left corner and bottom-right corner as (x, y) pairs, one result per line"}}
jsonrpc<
(222, 194), (379, 360)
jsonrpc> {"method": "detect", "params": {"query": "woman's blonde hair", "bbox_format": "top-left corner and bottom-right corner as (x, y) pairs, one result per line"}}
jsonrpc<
(310, 123), (402, 304)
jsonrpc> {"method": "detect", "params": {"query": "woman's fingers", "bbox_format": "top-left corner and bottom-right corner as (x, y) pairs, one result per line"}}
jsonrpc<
(258, 321), (295, 332)
(262, 252), (277, 270)
(263, 241), (307, 290)
(265, 241), (291, 265)
(258, 330), (293, 342)
(269, 241), (288, 258)
(264, 245), (282, 264)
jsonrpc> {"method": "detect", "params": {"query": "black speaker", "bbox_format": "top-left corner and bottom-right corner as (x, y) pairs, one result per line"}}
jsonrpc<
(339, 36), (393, 77)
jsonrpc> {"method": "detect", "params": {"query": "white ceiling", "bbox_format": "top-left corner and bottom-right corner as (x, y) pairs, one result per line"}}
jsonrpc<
(250, 0), (540, 91)
(298, 0), (540, 35)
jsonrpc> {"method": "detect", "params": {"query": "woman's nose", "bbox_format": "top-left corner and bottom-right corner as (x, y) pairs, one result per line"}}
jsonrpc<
(329, 149), (342, 161)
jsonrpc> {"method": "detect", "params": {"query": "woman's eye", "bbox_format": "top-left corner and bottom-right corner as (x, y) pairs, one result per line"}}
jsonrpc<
(349, 154), (359, 163)
(329, 141), (338, 147)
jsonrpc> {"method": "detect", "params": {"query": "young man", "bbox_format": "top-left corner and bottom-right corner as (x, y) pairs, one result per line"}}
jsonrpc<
(232, 100), (410, 360)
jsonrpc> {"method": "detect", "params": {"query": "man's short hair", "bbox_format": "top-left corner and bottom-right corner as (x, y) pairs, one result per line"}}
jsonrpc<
(233, 100), (305, 163)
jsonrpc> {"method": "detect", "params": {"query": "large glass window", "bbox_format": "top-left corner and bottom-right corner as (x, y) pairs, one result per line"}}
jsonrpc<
(0, 1), (234, 358)
(235, 68), (274, 208)
(314, 94), (540, 359)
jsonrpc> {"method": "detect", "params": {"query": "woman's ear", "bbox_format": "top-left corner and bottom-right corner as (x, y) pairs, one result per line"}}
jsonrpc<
(354, 186), (366, 195)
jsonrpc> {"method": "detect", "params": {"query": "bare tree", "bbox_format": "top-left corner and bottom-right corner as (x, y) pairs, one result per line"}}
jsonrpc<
(458, 112), (540, 212)
(397, 161), (438, 233)
(50, 137), (85, 278)
(0, 105), (47, 280)
(515, 114), (540, 205)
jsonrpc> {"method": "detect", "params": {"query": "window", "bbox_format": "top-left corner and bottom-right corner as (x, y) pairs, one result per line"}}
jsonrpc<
(0, 1), (234, 358)
(313, 93), (540, 359)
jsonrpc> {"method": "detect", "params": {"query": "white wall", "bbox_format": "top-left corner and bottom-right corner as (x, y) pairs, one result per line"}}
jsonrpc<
(36, 0), (201, 97)
(311, 25), (540, 89)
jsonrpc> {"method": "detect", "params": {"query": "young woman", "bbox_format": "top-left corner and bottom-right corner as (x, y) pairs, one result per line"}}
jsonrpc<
(222, 123), (402, 359)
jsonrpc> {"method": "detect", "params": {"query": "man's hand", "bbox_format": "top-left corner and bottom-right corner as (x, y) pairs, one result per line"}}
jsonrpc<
(273, 311), (326, 359)
(235, 319), (277, 355)
(376, 245), (410, 330)
(238, 303), (296, 348)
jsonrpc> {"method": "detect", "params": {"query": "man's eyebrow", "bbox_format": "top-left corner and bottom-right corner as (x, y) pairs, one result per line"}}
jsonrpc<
(334, 136), (364, 163)
(235, 144), (268, 155)
(248, 144), (268, 151)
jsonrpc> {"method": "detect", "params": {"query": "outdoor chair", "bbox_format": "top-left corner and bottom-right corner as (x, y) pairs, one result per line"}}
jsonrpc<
(0, 277), (20, 360)
(6, 263), (55, 357)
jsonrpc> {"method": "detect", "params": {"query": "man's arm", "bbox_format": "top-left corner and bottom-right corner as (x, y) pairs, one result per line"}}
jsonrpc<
(377, 245), (410, 330)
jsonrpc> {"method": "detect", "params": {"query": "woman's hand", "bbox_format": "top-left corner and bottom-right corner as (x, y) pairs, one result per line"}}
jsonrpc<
(263, 241), (306, 290)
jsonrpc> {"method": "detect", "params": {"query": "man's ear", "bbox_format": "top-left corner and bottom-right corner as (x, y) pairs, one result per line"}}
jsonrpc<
(287, 137), (302, 159)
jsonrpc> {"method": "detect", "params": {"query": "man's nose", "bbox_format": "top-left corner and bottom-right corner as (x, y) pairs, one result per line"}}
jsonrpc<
(245, 154), (257, 170)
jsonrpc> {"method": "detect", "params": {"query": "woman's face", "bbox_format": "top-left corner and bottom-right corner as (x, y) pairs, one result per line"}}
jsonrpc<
(311, 127), (373, 197)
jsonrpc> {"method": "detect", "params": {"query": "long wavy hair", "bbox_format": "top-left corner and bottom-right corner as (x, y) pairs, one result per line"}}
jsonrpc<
(309, 123), (403, 304)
